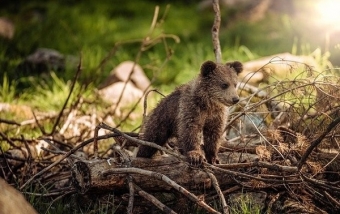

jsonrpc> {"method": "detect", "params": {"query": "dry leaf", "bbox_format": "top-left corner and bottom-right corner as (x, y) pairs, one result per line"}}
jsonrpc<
(256, 145), (271, 160)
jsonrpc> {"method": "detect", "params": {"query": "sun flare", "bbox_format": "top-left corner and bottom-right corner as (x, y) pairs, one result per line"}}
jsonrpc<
(315, 0), (340, 27)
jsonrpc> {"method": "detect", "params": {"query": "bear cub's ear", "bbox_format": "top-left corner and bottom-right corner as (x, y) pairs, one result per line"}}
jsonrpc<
(201, 60), (217, 77)
(226, 61), (243, 74)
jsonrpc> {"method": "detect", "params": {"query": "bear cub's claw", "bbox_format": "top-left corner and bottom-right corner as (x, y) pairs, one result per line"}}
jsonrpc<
(187, 150), (206, 166)
(207, 156), (220, 165)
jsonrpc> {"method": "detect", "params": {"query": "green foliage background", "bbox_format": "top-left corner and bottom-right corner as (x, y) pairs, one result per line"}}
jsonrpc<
(1, 0), (317, 90)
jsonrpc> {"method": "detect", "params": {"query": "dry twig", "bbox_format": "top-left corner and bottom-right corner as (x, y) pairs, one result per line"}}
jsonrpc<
(212, 0), (222, 63)
(205, 169), (229, 214)
(97, 122), (185, 160)
(298, 117), (340, 170)
(134, 184), (177, 214)
(50, 56), (82, 135)
(102, 167), (221, 214)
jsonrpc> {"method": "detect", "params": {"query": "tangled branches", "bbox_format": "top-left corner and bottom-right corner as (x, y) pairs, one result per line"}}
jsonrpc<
(1, 59), (340, 213)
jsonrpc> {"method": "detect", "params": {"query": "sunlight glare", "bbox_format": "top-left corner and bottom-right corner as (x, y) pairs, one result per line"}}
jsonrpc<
(315, 0), (340, 27)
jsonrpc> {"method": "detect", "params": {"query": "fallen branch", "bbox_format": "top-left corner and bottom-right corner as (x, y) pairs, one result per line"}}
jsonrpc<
(102, 167), (221, 214)
(127, 175), (135, 214)
(217, 161), (298, 173)
(297, 117), (340, 170)
(97, 122), (185, 160)
(134, 184), (177, 214)
(0, 118), (20, 126)
(205, 169), (228, 214)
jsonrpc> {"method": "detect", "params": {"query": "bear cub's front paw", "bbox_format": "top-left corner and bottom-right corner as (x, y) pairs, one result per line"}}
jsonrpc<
(186, 150), (206, 166)
(206, 156), (220, 165)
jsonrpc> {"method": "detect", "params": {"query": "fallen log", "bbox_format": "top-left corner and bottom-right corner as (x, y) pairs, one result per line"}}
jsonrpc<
(70, 149), (307, 213)
(73, 150), (304, 195)
(239, 52), (320, 85)
(71, 155), (230, 194)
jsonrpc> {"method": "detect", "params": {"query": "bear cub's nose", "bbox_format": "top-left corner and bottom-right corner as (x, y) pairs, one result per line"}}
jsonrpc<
(232, 97), (239, 104)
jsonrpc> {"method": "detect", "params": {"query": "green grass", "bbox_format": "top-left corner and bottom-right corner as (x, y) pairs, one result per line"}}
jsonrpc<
(229, 193), (263, 214)
(0, 73), (17, 102)
(24, 186), (118, 214)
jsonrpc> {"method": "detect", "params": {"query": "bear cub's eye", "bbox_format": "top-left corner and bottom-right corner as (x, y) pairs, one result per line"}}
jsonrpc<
(221, 83), (229, 89)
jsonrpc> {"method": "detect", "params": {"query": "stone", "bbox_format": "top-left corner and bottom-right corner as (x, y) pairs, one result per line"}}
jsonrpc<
(0, 17), (15, 39)
(0, 178), (37, 214)
(15, 48), (66, 79)
(99, 61), (150, 91)
(98, 81), (143, 110)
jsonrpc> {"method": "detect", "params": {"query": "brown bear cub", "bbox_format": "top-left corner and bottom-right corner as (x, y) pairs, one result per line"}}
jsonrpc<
(137, 60), (242, 165)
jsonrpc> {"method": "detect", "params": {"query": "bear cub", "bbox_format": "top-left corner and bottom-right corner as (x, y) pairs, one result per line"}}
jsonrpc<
(137, 60), (243, 165)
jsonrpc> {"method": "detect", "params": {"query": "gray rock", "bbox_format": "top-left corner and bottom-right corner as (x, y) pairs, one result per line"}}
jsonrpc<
(98, 81), (143, 115)
(98, 61), (150, 115)
(16, 48), (66, 79)
(26, 48), (65, 70)
(99, 61), (150, 91)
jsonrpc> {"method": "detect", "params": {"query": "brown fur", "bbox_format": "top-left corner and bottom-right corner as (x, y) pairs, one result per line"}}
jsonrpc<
(137, 60), (242, 164)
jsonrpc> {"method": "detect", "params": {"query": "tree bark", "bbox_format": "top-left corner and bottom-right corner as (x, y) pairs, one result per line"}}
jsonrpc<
(71, 152), (258, 194)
